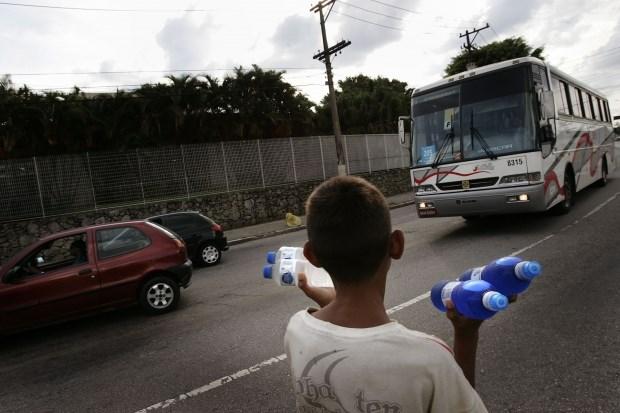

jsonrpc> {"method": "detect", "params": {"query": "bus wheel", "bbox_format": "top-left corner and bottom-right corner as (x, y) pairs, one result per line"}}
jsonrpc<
(554, 171), (574, 215)
(596, 159), (608, 187)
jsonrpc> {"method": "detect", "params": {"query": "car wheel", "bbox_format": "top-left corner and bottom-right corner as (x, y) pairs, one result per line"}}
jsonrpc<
(139, 276), (180, 315)
(197, 243), (221, 267)
(554, 170), (574, 215)
(596, 159), (608, 187)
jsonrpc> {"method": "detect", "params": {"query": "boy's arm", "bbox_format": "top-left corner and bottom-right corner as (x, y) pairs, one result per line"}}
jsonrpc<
(446, 302), (482, 388)
(297, 272), (336, 308)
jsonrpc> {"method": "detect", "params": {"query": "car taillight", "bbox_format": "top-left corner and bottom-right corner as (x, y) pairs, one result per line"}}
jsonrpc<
(173, 238), (185, 249)
(211, 223), (222, 232)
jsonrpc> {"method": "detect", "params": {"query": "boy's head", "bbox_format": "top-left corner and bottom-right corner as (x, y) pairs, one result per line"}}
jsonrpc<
(305, 176), (394, 283)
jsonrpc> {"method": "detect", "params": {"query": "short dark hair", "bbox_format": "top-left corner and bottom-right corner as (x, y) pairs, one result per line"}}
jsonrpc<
(306, 176), (391, 282)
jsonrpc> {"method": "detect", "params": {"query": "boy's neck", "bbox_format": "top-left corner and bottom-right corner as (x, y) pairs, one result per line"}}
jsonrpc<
(312, 276), (390, 328)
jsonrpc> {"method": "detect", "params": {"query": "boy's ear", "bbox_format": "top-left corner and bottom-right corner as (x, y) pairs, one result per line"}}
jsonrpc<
(389, 230), (405, 260)
(303, 241), (321, 267)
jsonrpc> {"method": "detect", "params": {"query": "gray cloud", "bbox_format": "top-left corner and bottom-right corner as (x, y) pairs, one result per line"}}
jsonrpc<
(331, 0), (411, 66)
(156, 14), (213, 69)
(262, 14), (321, 68)
(486, 0), (544, 36)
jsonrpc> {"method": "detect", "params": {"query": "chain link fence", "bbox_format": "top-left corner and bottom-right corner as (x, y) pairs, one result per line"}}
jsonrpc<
(0, 134), (409, 222)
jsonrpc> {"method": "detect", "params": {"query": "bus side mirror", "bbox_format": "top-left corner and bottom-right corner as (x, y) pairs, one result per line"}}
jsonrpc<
(398, 116), (411, 146)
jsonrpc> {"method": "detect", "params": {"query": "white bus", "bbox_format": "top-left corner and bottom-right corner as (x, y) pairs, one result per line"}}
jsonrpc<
(398, 57), (616, 218)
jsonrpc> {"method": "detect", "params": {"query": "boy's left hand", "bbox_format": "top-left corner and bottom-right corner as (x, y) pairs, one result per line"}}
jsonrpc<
(298, 273), (336, 308)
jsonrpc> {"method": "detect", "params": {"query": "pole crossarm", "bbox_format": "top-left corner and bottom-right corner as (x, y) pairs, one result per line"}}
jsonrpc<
(313, 40), (351, 62)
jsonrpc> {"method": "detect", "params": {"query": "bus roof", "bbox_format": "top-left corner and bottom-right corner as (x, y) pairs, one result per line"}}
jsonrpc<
(413, 56), (607, 99)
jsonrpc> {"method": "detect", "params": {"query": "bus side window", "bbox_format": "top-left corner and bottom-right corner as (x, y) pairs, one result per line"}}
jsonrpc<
(592, 96), (601, 121)
(552, 77), (570, 115)
(568, 85), (582, 117)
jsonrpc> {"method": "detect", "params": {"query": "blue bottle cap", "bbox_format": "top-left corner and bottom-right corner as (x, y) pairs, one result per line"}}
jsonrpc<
(263, 265), (273, 279)
(281, 272), (294, 285)
(485, 292), (509, 311)
(522, 261), (542, 279)
(266, 251), (277, 264)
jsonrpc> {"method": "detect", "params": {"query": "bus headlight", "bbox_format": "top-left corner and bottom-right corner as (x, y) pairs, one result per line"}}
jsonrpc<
(415, 184), (437, 194)
(418, 201), (435, 209)
(500, 172), (541, 184)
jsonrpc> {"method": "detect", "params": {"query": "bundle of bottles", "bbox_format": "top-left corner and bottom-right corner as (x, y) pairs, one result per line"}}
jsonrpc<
(431, 256), (542, 320)
(263, 246), (333, 288)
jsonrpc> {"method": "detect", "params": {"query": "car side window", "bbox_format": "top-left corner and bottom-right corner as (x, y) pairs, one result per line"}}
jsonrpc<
(15, 233), (88, 277)
(96, 227), (151, 259)
(162, 215), (190, 233)
(192, 215), (213, 231)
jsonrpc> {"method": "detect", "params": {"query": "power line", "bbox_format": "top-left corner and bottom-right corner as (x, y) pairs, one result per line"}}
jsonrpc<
(362, 0), (420, 14)
(331, 10), (403, 31)
(0, 1), (213, 12)
(27, 83), (326, 92)
(558, 46), (620, 65)
(337, 0), (403, 20)
(5, 67), (324, 77)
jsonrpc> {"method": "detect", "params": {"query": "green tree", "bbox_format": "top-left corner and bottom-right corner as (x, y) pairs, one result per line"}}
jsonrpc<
(315, 75), (412, 134)
(445, 36), (544, 77)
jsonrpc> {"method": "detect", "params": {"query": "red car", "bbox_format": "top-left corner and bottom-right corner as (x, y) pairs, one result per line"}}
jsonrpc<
(0, 221), (192, 334)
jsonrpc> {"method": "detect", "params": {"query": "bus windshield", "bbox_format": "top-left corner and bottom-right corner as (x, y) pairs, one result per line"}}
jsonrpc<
(412, 66), (537, 167)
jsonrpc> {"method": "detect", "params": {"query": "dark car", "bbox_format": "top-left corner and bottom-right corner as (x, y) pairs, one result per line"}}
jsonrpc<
(0, 221), (192, 334)
(147, 212), (228, 267)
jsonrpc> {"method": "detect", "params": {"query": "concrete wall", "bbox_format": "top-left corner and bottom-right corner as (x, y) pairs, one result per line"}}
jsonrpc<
(0, 168), (412, 264)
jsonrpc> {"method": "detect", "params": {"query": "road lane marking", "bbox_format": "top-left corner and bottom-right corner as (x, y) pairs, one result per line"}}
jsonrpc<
(135, 355), (288, 412)
(135, 191), (619, 412)
(582, 192), (619, 220)
(386, 292), (431, 315)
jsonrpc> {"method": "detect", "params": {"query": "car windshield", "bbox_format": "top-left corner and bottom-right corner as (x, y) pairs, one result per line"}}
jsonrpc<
(412, 66), (537, 167)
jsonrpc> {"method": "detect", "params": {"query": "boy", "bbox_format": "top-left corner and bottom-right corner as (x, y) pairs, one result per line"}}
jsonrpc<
(284, 176), (488, 413)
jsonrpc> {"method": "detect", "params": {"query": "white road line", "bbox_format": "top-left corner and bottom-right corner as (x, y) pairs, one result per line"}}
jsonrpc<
(135, 355), (288, 412)
(582, 192), (619, 220)
(509, 234), (555, 257)
(387, 292), (431, 315)
(135, 191), (620, 412)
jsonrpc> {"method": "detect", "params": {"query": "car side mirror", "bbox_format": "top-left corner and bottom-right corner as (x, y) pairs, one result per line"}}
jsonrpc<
(3, 267), (20, 284)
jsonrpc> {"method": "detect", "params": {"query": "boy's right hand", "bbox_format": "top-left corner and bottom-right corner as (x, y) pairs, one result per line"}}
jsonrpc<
(298, 272), (336, 308)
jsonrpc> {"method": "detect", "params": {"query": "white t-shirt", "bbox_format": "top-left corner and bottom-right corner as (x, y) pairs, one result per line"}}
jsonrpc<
(284, 309), (488, 413)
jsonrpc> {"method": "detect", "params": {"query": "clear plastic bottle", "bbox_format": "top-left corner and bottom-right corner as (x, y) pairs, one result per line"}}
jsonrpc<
(266, 246), (305, 265)
(263, 258), (333, 288)
(458, 256), (542, 296)
(431, 280), (509, 320)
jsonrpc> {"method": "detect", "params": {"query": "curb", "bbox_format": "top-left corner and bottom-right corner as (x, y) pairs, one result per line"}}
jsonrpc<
(228, 199), (416, 247)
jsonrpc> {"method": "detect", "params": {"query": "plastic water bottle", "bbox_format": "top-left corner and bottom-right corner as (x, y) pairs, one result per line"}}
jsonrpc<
(458, 256), (542, 296)
(266, 246), (305, 265)
(431, 280), (509, 320)
(263, 258), (333, 288)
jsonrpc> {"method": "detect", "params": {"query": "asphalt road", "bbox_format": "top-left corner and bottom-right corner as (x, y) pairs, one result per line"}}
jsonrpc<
(1, 173), (619, 413)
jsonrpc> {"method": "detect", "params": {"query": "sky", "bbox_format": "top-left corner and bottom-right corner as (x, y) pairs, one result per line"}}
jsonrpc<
(1, 0), (619, 117)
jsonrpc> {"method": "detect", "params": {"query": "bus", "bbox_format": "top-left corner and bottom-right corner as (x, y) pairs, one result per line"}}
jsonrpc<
(398, 56), (616, 219)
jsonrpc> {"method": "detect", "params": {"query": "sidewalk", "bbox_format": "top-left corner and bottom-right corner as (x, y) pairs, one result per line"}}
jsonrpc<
(227, 191), (415, 246)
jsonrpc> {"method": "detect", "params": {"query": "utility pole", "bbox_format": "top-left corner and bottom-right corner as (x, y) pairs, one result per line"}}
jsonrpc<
(459, 23), (490, 70)
(311, 0), (350, 176)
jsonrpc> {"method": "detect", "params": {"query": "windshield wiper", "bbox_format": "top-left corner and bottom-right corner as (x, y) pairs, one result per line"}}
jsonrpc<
(431, 129), (456, 168)
(469, 111), (497, 160)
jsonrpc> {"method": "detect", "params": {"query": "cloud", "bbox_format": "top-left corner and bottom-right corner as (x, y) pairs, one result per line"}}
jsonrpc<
(331, 0), (411, 66)
(156, 14), (214, 69)
(485, 0), (544, 37)
(262, 14), (321, 68)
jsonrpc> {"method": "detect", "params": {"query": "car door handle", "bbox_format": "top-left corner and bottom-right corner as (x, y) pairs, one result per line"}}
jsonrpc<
(78, 269), (95, 278)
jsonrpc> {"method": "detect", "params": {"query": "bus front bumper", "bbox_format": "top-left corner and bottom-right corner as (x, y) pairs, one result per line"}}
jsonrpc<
(415, 183), (546, 217)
